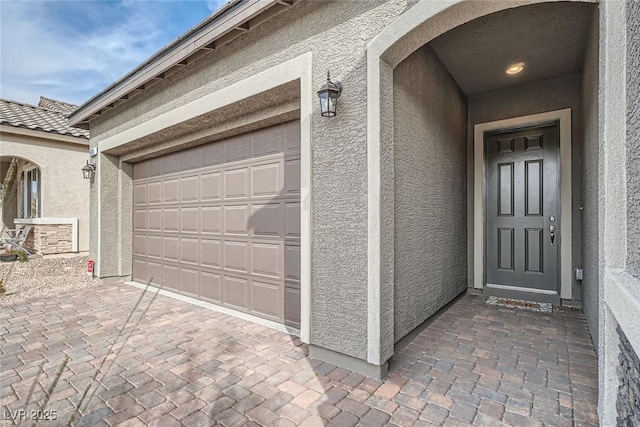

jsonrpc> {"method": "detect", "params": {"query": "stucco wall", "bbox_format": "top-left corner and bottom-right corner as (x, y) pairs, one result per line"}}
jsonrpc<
(581, 9), (600, 342)
(626, 0), (640, 278)
(87, 0), (418, 361)
(0, 134), (90, 252)
(393, 46), (467, 342)
(467, 74), (584, 301)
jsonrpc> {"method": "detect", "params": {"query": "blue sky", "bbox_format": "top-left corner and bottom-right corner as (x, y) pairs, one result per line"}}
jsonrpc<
(0, 0), (228, 107)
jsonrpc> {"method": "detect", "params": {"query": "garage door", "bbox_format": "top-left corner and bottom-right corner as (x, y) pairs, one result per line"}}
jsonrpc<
(132, 121), (301, 327)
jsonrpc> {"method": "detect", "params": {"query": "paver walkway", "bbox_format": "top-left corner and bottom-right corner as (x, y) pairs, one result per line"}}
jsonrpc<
(1, 284), (598, 426)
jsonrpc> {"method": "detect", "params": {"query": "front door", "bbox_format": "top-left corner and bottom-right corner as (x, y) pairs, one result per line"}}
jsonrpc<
(485, 122), (559, 293)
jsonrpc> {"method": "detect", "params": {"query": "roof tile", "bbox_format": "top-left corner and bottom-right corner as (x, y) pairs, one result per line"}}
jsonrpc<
(0, 98), (89, 139)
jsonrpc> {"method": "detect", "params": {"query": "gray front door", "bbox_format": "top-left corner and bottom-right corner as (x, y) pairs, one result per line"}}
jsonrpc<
(485, 122), (559, 293)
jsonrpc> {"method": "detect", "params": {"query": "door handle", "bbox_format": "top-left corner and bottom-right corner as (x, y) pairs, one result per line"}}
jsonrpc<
(549, 225), (556, 246)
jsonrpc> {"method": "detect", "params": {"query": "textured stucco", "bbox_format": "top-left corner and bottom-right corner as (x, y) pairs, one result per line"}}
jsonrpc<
(0, 134), (90, 252)
(393, 46), (467, 343)
(600, 1), (632, 423)
(88, 0), (417, 361)
(467, 74), (585, 301)
(581, 9), (600, 342)
(97, 153), (120, 278)
(626, 0), (640, 278)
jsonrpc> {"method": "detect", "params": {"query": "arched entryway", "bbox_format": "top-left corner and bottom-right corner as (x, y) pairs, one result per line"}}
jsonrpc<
(366, 0), (599, 369)
(1, 156), (42, 232)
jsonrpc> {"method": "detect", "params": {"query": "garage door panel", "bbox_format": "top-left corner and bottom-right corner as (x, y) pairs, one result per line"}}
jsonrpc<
(177, 149), (200, 172)
(252, 127), (283, 157)
(224, 167), (249, 199)
(147, 262), (163, 285)
(148, 236), (162, 259)
(132, 259), (147, 283)
(133, 121), (300, 326)
(285, 203), (301, 238)
(224, 133), (251, 163)
(180, 208), (199, 233)
(284, 245), (301, 281)
(134, 209), (147, 231)
(181, 268), (198, 296)
(283, 120), (301, 152)
(285, 159), (301, 196)
(251, 281), (281, 320)
(285, 286), (301, 327)
(224, 205), (249, 236)
(148, 182), (163, 204)
(180, 176), (199, 203)
(223, 275), (248, 309)
(134, 184), (147, 206)
(252, 162), (282, 198)
(163, 237), (179, 262)
(133, 234), (147, 257)
(163, 152), (181, 174)
(163, 265), (179, 290)
(201, 206), (222, 235)
(224, 241), (248, 274)
(164, 208), (179, 233)
(201, 172), (221, 201)
(134, 161), (148, 180)
(200, 147), (219, 170)
(180, 237), (199, 265)
(148, 209), (163, 232)
(252, 203), (282, 237)
(201, 271), (221, 302)
(164, 179), (179, 203)
(252, 243), (281, 278)
(148, 158), (164, 180)
(201, 239), (221, 268)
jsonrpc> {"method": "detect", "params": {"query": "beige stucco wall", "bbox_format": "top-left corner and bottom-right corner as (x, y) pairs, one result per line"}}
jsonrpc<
(0, 133), (90, 252)
(393, 45), (468, 343)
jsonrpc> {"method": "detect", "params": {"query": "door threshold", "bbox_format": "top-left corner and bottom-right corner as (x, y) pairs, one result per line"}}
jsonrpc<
(483, 283), (560, 305)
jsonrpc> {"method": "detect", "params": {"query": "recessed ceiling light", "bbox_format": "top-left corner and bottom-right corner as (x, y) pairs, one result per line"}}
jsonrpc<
(506, 63), (525, 75)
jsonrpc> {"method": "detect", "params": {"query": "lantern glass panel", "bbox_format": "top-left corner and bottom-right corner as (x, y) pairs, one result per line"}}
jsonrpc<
(319, 92), (329, 115)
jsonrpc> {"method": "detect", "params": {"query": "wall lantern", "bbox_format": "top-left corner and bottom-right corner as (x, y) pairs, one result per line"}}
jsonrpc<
(82, 161), (96, 180)
(317, 71), (342, 117)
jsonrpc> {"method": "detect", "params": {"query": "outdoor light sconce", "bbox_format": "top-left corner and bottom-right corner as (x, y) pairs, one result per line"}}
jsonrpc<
(317, 71), (342, 117)
(82, 161), (96, 180)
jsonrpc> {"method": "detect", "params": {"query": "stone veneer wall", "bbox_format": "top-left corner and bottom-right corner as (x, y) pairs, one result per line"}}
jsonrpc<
(23, 224), (73, 255)
(617, 325), (640, 425)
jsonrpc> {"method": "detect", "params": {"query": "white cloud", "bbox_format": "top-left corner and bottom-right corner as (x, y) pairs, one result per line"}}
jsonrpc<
(0, 1), (208, 106)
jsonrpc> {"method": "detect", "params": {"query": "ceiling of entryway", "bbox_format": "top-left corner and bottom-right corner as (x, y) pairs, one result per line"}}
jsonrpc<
(429, 2), (597, 96)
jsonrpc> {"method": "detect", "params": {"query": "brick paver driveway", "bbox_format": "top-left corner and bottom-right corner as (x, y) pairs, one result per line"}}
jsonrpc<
(1, 284), (598, 426)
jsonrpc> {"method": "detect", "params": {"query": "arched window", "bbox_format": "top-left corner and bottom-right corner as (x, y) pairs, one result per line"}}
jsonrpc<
(20, 166), (41, 218)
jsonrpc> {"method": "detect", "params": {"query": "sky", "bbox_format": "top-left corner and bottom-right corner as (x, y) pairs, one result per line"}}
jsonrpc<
(0, 0), (228, 107)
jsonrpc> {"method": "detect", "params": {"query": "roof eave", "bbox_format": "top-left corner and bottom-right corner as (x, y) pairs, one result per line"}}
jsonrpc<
(69, 0), (298, 128)
(0, 124), (90, 145)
